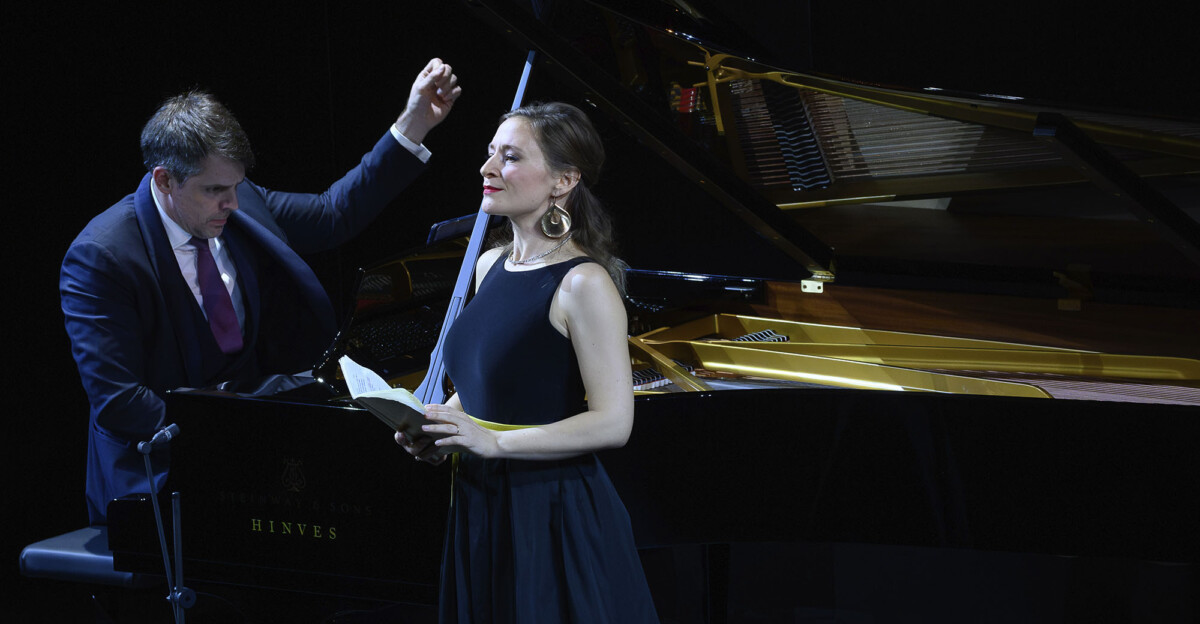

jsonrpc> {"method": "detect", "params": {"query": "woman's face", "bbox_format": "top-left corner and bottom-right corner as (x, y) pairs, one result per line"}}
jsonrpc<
(479, 117), (561, 221)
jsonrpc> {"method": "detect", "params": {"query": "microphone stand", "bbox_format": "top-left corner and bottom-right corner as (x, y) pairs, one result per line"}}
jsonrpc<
(139, 424), (195, 623)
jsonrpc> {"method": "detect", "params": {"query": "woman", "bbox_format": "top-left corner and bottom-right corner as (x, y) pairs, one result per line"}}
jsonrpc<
(396, 102), (658, 623)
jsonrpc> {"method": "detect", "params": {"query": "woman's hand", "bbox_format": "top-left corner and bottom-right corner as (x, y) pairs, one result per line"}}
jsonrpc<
(394, 429), (446, 465)
(422, 403), (502, 458)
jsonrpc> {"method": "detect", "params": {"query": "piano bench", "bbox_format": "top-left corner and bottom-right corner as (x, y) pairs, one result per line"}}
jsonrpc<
(20, 526), (156, 588)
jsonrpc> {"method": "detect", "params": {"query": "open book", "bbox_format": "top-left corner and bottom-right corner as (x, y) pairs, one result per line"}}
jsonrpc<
(338, 355), (453, 452)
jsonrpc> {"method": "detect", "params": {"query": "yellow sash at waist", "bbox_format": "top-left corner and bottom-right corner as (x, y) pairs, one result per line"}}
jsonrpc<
(468, 416), (535, 431)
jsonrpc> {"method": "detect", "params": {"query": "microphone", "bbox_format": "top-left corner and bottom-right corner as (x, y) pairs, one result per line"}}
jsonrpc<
(138, 423), (180, 454)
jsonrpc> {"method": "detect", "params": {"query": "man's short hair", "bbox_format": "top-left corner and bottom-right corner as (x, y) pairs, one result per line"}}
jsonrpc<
(140, 90), (255, 182)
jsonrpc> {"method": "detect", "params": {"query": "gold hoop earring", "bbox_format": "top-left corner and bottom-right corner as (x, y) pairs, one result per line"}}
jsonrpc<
(540, 201), (572, 238)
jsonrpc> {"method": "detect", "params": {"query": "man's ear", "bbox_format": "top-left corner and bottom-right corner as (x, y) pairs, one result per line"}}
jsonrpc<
(151, 167), (174, 194)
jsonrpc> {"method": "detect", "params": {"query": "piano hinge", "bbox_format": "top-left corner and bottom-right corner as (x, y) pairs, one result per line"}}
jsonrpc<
(801, 267), (835, 294)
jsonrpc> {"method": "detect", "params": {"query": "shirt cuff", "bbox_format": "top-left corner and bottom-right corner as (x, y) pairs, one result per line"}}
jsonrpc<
(390, 124), (432, 163)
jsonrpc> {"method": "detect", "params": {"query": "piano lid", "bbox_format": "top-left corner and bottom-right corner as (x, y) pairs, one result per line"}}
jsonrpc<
(464, 0), (1200, 305)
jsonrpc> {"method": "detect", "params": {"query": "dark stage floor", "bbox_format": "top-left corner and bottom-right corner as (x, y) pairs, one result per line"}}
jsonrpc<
(16, 542), (1195, 623)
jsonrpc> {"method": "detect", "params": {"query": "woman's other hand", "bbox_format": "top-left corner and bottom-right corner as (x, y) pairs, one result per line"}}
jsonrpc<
(394, 429), (446, 465)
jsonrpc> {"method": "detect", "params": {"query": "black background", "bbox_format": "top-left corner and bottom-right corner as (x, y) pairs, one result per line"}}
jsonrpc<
(6, 0), (1197, 618)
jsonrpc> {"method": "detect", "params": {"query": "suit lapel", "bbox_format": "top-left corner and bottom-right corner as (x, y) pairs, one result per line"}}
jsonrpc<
(229, 210), (337, 337)
(133, 173), (207, 385)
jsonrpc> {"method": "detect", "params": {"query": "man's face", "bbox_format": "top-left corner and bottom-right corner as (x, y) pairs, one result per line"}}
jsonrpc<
(157, 155), (245, 239)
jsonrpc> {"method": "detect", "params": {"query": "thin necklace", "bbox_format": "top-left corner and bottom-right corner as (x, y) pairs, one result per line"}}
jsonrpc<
(508, 232), (574, 266)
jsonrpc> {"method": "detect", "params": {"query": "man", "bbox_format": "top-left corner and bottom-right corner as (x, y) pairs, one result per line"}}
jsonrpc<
(61, 58), (461, 524)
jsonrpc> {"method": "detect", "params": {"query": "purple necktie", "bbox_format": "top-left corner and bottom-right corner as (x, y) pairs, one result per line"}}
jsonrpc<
(190, 237), (243, 354)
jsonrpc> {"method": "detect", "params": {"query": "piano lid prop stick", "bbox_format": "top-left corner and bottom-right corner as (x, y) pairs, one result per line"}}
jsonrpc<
(414, 50), (539, 405)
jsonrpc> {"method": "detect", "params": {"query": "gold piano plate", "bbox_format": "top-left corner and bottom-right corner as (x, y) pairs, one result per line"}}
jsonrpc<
(630, 314), (1200, 402)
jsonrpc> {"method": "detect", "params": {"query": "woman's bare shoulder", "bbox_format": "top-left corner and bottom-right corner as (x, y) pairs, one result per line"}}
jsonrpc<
(475, 247), (507, 285)
(559, 259), (620, 303)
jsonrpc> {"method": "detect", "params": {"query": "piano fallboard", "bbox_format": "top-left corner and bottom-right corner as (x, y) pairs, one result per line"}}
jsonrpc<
(108, 390), (449, 604)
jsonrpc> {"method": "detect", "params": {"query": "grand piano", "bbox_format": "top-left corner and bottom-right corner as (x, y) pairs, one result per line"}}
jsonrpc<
(106, 0), (1200, 621)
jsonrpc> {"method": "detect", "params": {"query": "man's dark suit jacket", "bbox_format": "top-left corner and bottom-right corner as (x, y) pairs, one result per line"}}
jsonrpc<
(61, 132), (424, 524)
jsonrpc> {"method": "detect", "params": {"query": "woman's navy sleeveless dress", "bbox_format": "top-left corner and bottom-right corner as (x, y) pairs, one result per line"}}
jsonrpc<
(439, 255), (658, 623)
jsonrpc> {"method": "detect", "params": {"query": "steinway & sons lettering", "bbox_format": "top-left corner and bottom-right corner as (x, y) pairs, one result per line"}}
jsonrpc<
(217, 490), (373, 516)
(250, 518), (338, 540)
